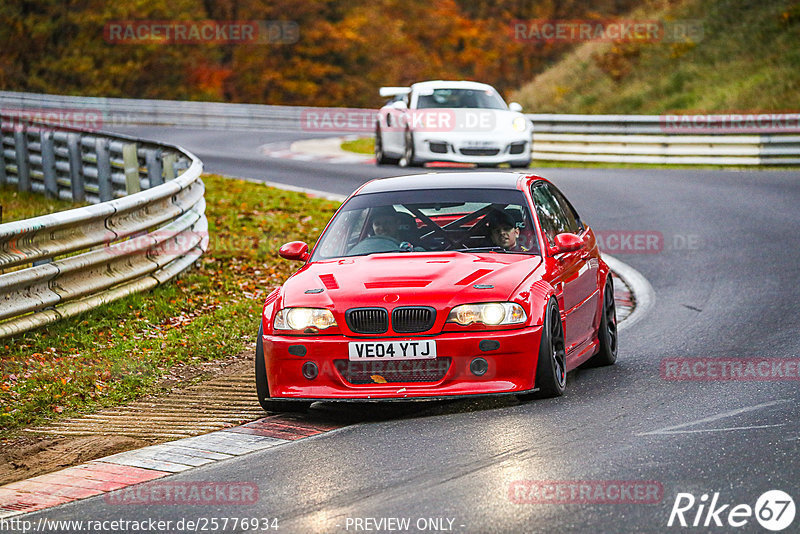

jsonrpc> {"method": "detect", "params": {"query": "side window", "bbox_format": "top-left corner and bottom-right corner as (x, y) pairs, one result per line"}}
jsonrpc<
(317, 209), (367, 257)
(531, 183), (565, 245)
(547, 184), (583, 234)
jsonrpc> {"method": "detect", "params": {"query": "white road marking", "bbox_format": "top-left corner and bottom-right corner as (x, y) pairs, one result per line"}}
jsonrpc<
(264, 149), (294, 158)
(642, 423), (786, 435)
(637, 398), (793, 436)
(217, 174), (347, 202)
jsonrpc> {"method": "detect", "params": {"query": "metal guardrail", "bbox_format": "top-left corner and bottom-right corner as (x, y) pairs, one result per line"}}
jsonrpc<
(1, 91), (799, 166)
(0, 112), (208, 339)
(0, 91), (308, 132)
(528, 114), (800, 165)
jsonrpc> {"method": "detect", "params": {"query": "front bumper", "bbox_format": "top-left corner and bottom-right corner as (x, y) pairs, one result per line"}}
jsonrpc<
(261, 326), (543, 399)
(413, 135), (531, 165)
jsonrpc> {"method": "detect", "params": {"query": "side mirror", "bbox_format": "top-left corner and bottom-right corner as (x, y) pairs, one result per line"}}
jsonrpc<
(508, 102), (523, 113)
(279, 241), (310, 261)
(390, 100), (408, 110)
(553, 233), (583, 254)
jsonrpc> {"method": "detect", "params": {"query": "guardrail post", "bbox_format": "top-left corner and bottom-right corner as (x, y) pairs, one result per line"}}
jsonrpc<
(67, 132), (85, 202)
(95, 137), (112, 201)
(14, 128), (31, 192)
(162, 152), (177, 181)
(0, 116), (6, 187)
(146, 148), (163, 188)
(122, 142), (140, 194)
(40, 130), (58, 198)
(0, 141), (6, 188)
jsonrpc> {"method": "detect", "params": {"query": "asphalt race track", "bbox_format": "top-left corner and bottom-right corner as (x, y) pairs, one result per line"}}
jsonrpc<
(25, 127), (800, 533)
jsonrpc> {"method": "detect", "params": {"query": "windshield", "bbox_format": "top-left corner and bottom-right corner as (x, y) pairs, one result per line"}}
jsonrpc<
(416, 88), (507, 110)
(310, 188), (539, 260)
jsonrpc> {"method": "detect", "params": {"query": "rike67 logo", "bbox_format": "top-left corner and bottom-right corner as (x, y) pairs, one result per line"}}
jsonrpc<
(668, 490), (795, 531)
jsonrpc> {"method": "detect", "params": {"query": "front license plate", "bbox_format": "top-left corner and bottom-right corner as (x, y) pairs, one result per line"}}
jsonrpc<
(348, 340), (437, 361)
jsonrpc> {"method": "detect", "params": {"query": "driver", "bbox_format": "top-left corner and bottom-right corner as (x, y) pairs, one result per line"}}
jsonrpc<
(370, 206), (402, 240)
(485, 209), (527, 251)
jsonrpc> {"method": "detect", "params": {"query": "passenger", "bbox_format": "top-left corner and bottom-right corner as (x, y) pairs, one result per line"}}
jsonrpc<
(485, 209), (527, 251)
(348, 206), (422, 255)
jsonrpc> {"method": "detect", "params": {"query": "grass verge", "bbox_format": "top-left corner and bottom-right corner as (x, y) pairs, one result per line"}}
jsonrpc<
(341, 137), (374, 155)
(0, 188), (86, 223)
(0, 175), (341, 437)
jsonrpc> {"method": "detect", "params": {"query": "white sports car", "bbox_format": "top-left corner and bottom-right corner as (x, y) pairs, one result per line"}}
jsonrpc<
(375, 80), (532, 168)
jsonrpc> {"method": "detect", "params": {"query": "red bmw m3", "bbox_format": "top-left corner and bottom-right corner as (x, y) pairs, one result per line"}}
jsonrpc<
(256, 172), (617, 411)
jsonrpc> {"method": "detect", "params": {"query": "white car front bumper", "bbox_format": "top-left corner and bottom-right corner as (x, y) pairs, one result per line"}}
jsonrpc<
(412, 131), (531, 165)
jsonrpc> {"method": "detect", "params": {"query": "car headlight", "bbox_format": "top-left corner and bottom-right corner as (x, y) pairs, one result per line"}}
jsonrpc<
(274, 308), (337, 331)
(512, 116), (528, 132)
(446, 302), (527, 326)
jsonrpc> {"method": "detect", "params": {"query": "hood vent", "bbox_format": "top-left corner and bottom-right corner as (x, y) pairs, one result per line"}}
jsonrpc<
(455, 269), (494, 286)
(318, 274), (339, 290)
(364, 280), (431, 289)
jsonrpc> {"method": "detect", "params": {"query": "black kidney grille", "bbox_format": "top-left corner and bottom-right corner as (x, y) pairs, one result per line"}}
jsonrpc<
(335, 358), (451, 384)
(346, 308), (388, 334)
(392, 307), (436, 333)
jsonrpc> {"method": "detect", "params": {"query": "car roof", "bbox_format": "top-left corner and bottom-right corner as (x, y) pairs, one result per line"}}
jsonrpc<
(355, 172), (543, 195)
(410, 80), (497, 92)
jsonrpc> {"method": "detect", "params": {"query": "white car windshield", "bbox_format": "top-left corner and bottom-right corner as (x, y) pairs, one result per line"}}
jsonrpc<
(310, 189), (539, 260)
(416, 88), (507, 110)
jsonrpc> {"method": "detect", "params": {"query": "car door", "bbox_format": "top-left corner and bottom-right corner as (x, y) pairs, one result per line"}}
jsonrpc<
(382, 96), (409, 155)
(531, 182), (597, 356)
(547, 183), (599, 351)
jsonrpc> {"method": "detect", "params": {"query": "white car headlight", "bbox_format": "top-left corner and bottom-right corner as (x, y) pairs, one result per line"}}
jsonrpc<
(512, 116), (528, 132)
(274, 308), (337, 331)
(446, 302), (527, 326)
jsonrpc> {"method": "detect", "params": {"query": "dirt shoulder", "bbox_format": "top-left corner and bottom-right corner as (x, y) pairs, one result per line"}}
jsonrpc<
(0, 348), (259, 486)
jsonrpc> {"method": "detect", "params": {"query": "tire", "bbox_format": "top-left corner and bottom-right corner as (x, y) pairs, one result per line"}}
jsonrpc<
(400, 128), (419, 167)
(255, 324), (312, 413)
(374, 124), (399, 165)
(584, 278), (618, 367)
(518, 298), (567, 400)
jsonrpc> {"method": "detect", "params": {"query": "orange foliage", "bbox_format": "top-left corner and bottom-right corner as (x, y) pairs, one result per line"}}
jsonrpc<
(0, 0), (642, 106)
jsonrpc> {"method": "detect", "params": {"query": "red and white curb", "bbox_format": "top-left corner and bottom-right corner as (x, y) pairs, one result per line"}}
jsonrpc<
(602, 253), (654, 331)
(0, 416), (340, 518)
(260, 136), (374, 165)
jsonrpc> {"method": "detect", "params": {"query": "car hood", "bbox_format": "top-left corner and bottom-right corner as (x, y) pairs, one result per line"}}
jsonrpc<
(280, 252), (542, 311)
